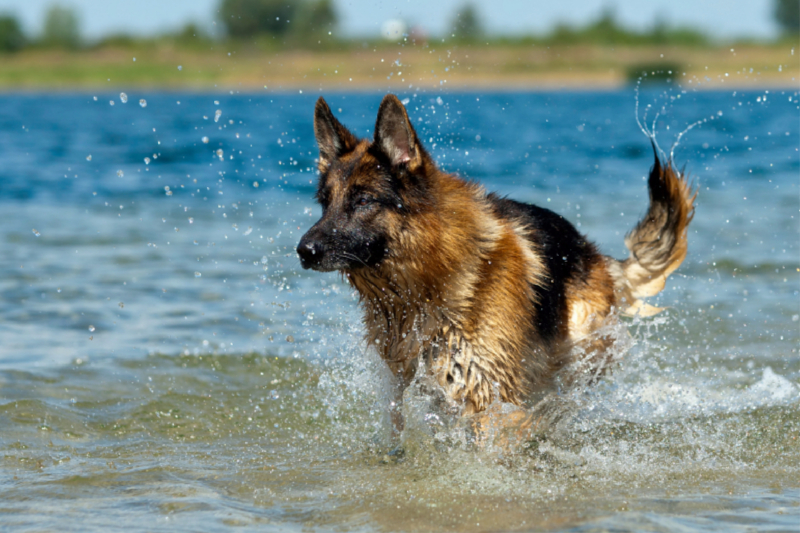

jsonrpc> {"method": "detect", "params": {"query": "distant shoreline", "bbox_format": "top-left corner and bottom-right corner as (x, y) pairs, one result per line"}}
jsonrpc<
(1, 80), (794, 94)
(0, 43), (795, 92)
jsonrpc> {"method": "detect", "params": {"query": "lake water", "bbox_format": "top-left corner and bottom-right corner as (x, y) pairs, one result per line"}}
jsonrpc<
(0, 88), (798, 532)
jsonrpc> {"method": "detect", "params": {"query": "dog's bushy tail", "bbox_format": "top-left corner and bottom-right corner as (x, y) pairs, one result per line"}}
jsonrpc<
(610, 146), (697, 317)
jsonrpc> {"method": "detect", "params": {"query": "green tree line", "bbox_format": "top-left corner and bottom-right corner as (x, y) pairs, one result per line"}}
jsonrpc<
(0, 0), (796, 54)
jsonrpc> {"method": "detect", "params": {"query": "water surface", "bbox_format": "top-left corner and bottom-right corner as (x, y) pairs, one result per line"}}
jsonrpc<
(0, 89), (798, 532)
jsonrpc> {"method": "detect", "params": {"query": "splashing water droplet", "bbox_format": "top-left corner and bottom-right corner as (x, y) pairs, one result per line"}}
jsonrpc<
(144, 157), (151, 165)
(216, 149), (224, 160)
(86, 155), (92, 161)
(139, 99), (147, 108)
(177, 65), (183, 71)
(194, 272), (202, 278)
(120, 93), (128, 103)
(88, 325), (96, 332)
(32, 229), (40, 237)
(214, 109), (222, 123)
(202, 136), (209, 144)
(118, 302), (124, 308)
(214, 100), (219, 105)
(109, 100), (115, 106)
(117, 170), (124, 177)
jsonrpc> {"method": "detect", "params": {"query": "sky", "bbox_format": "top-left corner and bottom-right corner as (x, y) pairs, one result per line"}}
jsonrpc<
(0, 0), (783, 41)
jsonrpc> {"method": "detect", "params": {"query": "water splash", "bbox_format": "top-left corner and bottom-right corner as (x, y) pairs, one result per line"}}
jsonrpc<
(670, 112), (719, 160)
(634, 80), (666, 160)
(310, 300), (799, 492)
(634, 77), (719, 161)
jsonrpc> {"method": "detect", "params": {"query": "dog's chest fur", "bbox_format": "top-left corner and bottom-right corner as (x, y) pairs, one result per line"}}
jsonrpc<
(348, 274), (505, 415)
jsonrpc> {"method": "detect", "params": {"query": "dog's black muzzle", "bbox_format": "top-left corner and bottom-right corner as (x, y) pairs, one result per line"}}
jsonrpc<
(297, 230), (328, 271)
(298, 219), (386, 272)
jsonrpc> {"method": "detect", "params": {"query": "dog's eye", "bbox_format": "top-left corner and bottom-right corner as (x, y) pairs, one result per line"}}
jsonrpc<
(356, 196), (373, 208)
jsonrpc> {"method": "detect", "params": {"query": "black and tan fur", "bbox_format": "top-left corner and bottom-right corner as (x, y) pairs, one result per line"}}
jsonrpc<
(298, 94), (696, 416)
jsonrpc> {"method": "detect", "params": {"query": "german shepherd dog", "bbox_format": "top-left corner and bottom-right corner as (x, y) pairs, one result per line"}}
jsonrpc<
(298, 94), (695, 418)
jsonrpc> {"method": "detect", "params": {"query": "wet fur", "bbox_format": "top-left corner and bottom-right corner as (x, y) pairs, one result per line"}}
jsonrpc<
(298, 95), (696, 416)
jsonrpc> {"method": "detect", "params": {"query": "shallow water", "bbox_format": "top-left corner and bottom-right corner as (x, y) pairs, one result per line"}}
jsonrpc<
(0, 89), (798, 532)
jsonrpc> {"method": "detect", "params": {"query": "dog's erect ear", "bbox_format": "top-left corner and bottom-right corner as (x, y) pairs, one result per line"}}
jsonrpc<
(374, 94), (423, 169)
(314, 97), (358, 172)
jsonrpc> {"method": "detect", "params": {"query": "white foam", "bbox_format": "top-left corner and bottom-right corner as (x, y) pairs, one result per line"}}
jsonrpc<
(746, 366), (799, 404)
(625, 380), (702, 413)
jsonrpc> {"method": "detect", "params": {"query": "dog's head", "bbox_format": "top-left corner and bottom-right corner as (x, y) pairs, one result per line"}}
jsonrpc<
(297, 94), (433, 272)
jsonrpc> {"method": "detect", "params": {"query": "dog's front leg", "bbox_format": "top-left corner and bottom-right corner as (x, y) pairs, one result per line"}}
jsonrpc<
(387, 358), (418, 437)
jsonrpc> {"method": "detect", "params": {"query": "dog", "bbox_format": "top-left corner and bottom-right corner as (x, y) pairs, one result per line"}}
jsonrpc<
(298, 94), (695, 418)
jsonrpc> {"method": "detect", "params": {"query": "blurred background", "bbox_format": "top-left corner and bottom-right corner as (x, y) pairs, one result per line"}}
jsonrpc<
(0, 0), (796, 90)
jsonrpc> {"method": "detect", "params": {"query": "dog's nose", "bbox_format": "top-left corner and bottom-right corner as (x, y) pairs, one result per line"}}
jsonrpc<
(297, 236), (323, 269)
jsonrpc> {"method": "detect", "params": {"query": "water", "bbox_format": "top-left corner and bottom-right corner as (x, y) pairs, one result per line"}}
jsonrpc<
(0, 89), (798, 532)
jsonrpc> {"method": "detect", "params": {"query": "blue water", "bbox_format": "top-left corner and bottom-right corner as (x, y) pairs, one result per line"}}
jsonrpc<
(0, 89), (798, 532)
